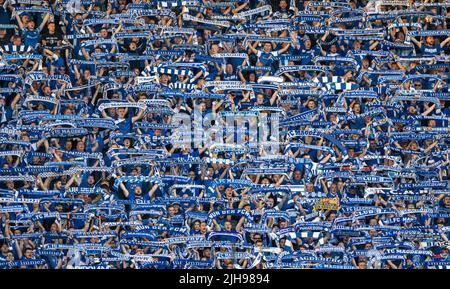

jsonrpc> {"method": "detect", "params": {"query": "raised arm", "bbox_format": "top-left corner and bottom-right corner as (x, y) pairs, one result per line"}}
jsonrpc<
(212, 219), (222, 231)
(440, 36), (450, 48)
(277, 42), (291, 54)
(410, 37), (422, 49)
(247, 41), (259, 55)
(15, 11), (24, 30)
(235, 216), (245, 232)
(421, 103), (436, 116)
(148, 183), (159, 199)
(65, 172), (80, 188)
(424, 140), (439, 154)
(39, 13), (51, 31)
(131, 108), (146, 123)
(119, 182), (130, 198)
(232, 2), (247, 14)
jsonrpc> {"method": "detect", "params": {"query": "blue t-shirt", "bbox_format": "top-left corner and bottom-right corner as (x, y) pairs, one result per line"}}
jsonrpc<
(420, 44), (441, 56)
(257, 50), (278, 67)
(22, 28), (40, 48)
(115, 118), (132, 134)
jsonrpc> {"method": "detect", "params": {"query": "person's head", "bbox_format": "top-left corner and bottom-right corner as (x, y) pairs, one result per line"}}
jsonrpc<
(129, 41), (137, 51)
(200, 221), (207, 233)
(330, 182), (337, 192)
(225, 63), (233, 74)
(82, 68), (91, 79)
(198, 101), (206, 112)
(153, 128), (162, 137)
(303, 37), (312, 49)
(327, 212), (337, 221)
(205, 7), (213, 16)
(192, 220), (201, 231)
(6, 181), (14, 190)
(50, 222), (59, 232)
(203, 247), (211, 258)
(123, 138), (131, 148)
(443, 196), (450, 207)
(331, 112), (342, 123)
(352, 102), (361, 114)
(209, 43), (219, 54)
(248, 72), (256, 83)
(100, 28), (108, 38)
(409, 141), (418, 151)
(279, 219), (288, 228)
(362, 58), (370, 68)
(42, 85), (52, 96)
(24, 247), (33, 259)
(47, 22), (56, 33)
(250, 233), (261, 242)
(358, 260), (367, 269)
(436, 218), (445, 228)
(224, 220), (232, 231)
(111, 92), (121, 100)
(12, 35), (22, 45)
(64, 140), (73, 151)
(425, 36), (435, 46)
(76, 140), (85, 152)
(87, 174), (95, 185)
(52, 179), (62, 191)
(413, 81), (422, 90)
(161, 74), (170, 84)
(131, 168), (139, 177)
(55, 203), (63, 212)
(330, 44), (337, 54)
(197, 78), (205, 88)
(368, 217), (378, 226)
(224, 186), (233, 197)
(1, 243), (9, 254)
(133, 186), (142, 197)
(263, 42), (272, 53)
(369, 139), (377, 150)
(26, 18), (35, 30)
(168, 205), (175, 217)
(5, 154), (14, 164)
(117, 107), (126, 118)
(58, 65), (66, 75)
(36, 102), (45, 110)
(266, 197), (275, 208)
(92, 47), (102, 57)
(256, 93), (265, 105)
(306, 99), (316, 109)
(261, 177), (271, 185)
(207, 167), (214, 177)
